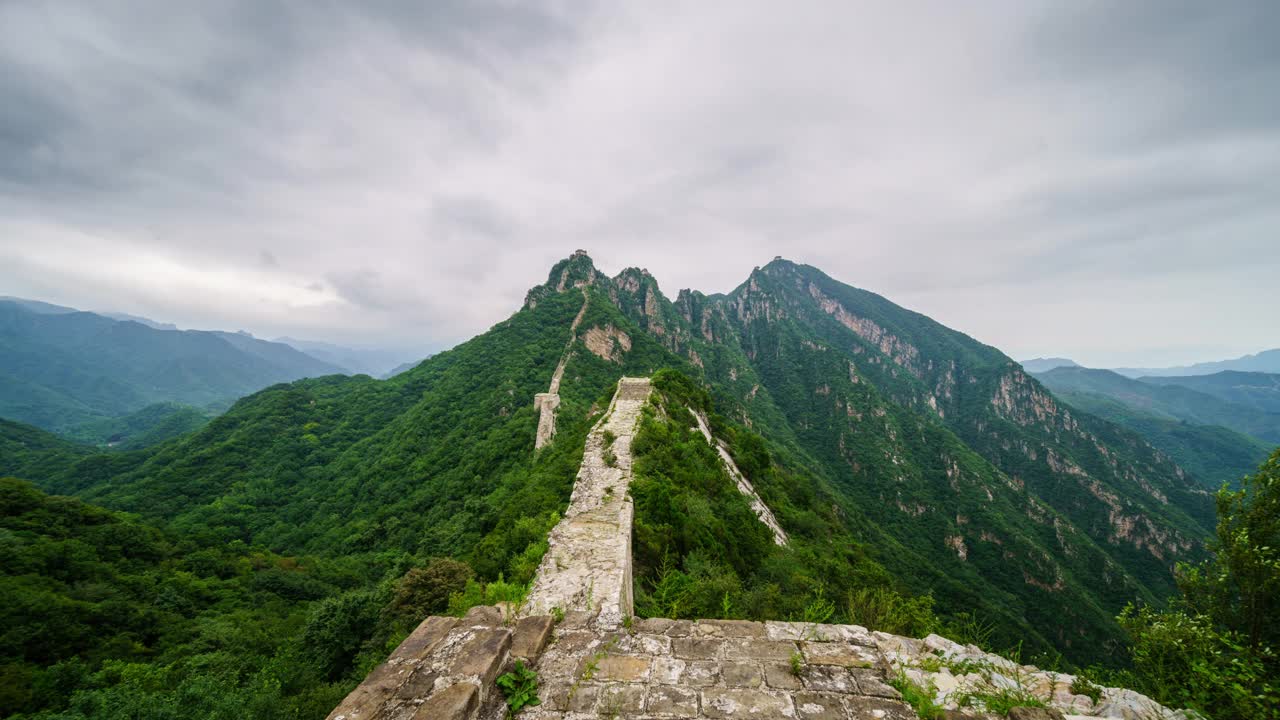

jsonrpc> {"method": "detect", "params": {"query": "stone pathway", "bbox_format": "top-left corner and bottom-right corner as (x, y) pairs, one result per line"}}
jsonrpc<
(536, 288), (590, 450)
(691, 410), (788, 546)
(524, 377), (652, 628)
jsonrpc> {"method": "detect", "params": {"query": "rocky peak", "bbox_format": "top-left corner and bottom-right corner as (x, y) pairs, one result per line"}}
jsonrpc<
(523, 251), (607, 308)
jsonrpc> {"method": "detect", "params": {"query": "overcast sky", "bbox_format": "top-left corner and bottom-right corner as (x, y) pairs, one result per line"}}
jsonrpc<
(1, 1), (1276, 366)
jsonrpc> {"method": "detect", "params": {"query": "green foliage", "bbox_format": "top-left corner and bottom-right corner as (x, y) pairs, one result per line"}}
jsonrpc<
(61, 402), (212, 450)
(447, 575), (528, 617)
(844, 587), (940, 638)
(385, 558), (473, 627)
(955, 685), (1047, 715)
(0, 299), (340, 433)
(789, 650), (805, 677)
(888, 670), (945, 720)
(1117, 449), (1280, 720)
(495, 660), (541, 716)
(1070, 674), (1103, 703)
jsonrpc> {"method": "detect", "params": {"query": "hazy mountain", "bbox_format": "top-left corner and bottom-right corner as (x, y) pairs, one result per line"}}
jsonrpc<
(1140, 371), (1280, 415)
(1115, 348), (1280, 377)
(1034, 366), (1280, 444)
(274, 336), (420, 377)
(102, 311), (179, 331)
(1019, 357), (1080, 373)
(0, 300), (344, 433)
(9, 252), (1215, 668)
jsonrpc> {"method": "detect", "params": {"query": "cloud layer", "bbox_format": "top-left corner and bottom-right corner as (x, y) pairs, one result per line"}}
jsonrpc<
(1, 1), (1277, 364)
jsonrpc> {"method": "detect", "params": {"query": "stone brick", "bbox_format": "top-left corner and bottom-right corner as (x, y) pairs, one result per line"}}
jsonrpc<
(702, 688), (796, 718)
(763, 662), (804, 690)
(845, 695), (917, 720)
(391, 665), (437, 700)
(1007, 707), (1065, 720)
(720, 661), (764, 688)
(764, 621), (810, 641)
(645, 684), (699, 717)
(795, 692), (846, 720)
(461, 605), (504, 627)
(590, 654), (651, 682)
(722, 637), (799, 662)
(447, 628), (511, 685)
(850, 668), (901, 699)
(802, 641), (878, 668)
(673, 636), (722, 660)
(550, 682), (599, 713)
(664, 619), (694, 637)
(389, 616), (458, 663)
(597, 683), (647, 715)
(683, 660), (721, 687)
(548, 629), (598, 654)
(511, 616), (555, 662)
(410, 681), (478, 720)
(803, 666), (857, 694)
(696, 619), (766, 638)
(618, 632), (671, 655)
(651, 656), (686, 684)
(635, 617), (675, 634)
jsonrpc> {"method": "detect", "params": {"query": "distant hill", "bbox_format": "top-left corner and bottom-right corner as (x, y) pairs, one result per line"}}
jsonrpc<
(1140, 371), (1280, 415)
(274, 336), (419, 377)
(1115, 348), (1280, 377)
(1033, 366), (1276, 486)
(1019, 357), (1079, 373)
(0, 300), (344, 433)
(61, 402), (212, 450)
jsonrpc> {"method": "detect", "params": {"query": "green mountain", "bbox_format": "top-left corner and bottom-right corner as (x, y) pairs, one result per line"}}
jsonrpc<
(1035, 366), (1280, 445)
(60, 402), (213, 450)
(0, 300), (345, 433)
(0, 253), (1222, 716)
(1114, 348), (1280, 377)
(1019, 357), (1080, 373)
(1140, 371), (1280, 415)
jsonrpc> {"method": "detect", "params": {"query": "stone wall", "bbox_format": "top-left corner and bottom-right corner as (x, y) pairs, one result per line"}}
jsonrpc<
(691, 409), (789, 546)
(524, 377), (652, 627)
(535, 289), (590, 450)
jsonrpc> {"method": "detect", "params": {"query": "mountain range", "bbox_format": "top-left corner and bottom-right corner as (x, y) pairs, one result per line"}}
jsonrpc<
(4, 252), (1219, 665)
(0, 298), (344, 435)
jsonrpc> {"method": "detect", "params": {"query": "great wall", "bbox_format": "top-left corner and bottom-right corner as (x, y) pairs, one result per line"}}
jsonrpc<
(329, 363), (1192, 719)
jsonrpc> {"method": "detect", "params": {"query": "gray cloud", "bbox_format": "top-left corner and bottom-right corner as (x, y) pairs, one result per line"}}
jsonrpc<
(0, 0), (1276, 365)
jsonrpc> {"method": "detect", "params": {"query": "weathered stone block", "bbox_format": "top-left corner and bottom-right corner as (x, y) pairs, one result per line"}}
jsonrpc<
(664, 619), (694, 637)
(683, 660), (721, 687)
(722, 638), (799, 662)
(702, 688), (795, 718)
(802, 641), (878, 668)
(447, 628), (511, 685)
(1007, 707), (1065, 720)
(795, 692), (846, 720)
(720, 661), (764, 688)
(635, 617), (675, 634)
(802, 666), (857, 694)
(618, 632), (671, 655)
(389, 616), (458, 663)
(597, 683), (647, 714)
(850, 668), (901, 699)
(645, 684), (699, 717)
(511, 616), (555, 662)
(651, 656), (686, 684)
(763, 662), (804, 690)
(461, 605), (504, 627)
(410, 681), (478, 720)
(392, 665), (438, 700)
(673, 636), (722, 660)
(846, 695), (917, 720)
(696, 619), (766, 638)
(589, 654), (651, 682)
